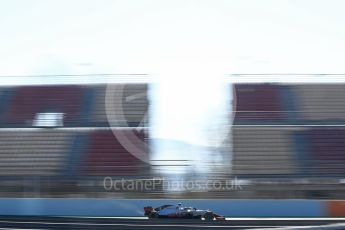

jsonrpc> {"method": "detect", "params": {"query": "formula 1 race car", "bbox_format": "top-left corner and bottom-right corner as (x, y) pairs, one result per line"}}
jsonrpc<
(144, 203), (225, 220)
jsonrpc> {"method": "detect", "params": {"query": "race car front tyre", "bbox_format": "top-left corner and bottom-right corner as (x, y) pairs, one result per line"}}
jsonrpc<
(203, 212), (214, 221)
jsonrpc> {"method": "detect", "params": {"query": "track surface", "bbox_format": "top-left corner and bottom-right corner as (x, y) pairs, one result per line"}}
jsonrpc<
(0, 216), (344, 229)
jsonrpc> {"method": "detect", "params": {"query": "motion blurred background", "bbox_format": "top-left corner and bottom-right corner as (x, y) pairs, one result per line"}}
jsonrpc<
(1, 0), (345, 216)
(0, 76), (345, 200)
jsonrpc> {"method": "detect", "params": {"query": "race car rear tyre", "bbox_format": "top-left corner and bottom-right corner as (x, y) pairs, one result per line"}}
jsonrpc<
(203, 212), (214, 221)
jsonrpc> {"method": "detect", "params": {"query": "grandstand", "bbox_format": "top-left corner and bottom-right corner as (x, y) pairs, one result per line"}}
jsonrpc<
(82, 129), (148, 176)
(0, 83), (149, 197)
(0, 129), (73, 176)
(293, 84), (345, 121)
(0, 81), (344, 199)
(233, 84), (345, 178)
(232, 127), (297, 176)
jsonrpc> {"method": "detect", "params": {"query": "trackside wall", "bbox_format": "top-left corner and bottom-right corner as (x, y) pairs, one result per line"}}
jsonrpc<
(0, 199), (338, 217)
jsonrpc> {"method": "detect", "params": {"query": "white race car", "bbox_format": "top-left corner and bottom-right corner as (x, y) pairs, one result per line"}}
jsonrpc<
(144, 203), (225, 220)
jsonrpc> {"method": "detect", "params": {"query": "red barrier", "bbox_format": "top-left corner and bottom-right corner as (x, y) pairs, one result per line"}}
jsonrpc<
(327, 200), (345, 217)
